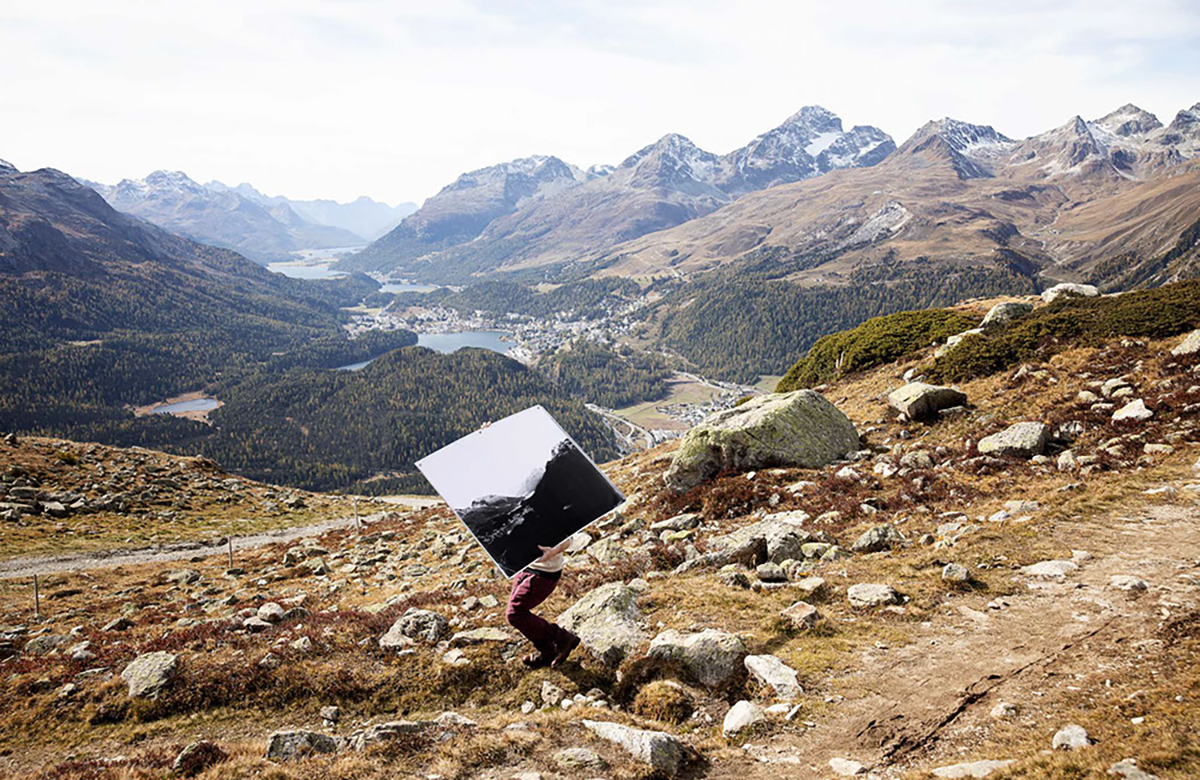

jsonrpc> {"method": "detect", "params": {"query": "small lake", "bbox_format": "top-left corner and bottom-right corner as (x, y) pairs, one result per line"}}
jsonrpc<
(333, 331), (515, 371)
(151, 398), (221, 414)
(267, 261), (345, 280)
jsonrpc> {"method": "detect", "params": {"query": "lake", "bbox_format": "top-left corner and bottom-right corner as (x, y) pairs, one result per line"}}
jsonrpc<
(267, 261), (344, 280)
(334, 331), (515, 371)
(151, 398), (221, 414)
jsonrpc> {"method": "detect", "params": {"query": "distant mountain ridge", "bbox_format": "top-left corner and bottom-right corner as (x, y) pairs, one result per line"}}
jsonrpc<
(340, 106), (895, 281)
(206, 180), (417, 242)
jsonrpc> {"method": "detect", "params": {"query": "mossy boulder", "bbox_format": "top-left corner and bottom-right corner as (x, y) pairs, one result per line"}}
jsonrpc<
(663, 390), (859, 492)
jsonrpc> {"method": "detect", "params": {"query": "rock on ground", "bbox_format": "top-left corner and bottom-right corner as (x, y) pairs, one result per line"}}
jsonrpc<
(829, 757), (868, 775)
(1171, 329), (1200, 356)
(1022, 560), (1079, 581)
(850, 524), (904, 553)
(1113, 399), (1153, 422)
(982, 301), (1034, 328)
(722, 700), (764, 737)
(582, 720), (684, 777)
(780, 601), (822, 629)
(847, 583), (900, 608)
(173, 741), (228, 777)
(554, 747), (607, 770)
(744, 654), (802, 698)
(382, 608), (449, 646)
(931, 759), (1016, 778)
(122, 651), (178, 698)
(265, 730), (339, 761)
(942, 563), (972, 583)
(557, 582), (646, 667)
(1052, 724), (1091, 750)
(663, 389), (859, 491)
(887, 383), (968, 421)
(977, 422), (1051, 458)
(648, 628), (747, 689)
(1108, 759), (1161, 779)
(1042, 282), (1099, 303)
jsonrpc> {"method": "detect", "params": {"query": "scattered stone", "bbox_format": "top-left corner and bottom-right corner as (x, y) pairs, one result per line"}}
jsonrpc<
(648, 628), (747, 689)
(829, 757), (867, 776)
(942, 563), (972, 583)
(888, 383), (968, 421)
(320, 705), (340, 723)
(23, 634), (70, 655)
(349, 721), (427, 751)
(266, 730), (339, 761)
(1113, 399), (1153, 422)
(651, 512), (700, 532)
(122, 651), (178, 698)
(756, 562), (787, 582)
(717, 568), (752, 589)
(1108, 758), (1160, 780)
(780, 601), (822, 630)
(1022, 560), (1079, 581)
(1042, 283), (1099, 303)
(558, 582), (646, 668)
(850, 524), (904, 553)
(1052, 724), (1091, 750)
(582, 720), (684, 777)
(847, 583), (900, 608)
(793, 576), (827, 599)
(1171, 329), (1200, 356)
(744, 654), (802, 698)
(165, 569), (201, 585)
(257, 602), (285, 624)
(554, 747), (607, 770)
(932, 759), (1017, 778)
(291, 636), (314, 653)
(663, 389), (860, 491)
(173, 741), (228, 777)
(102, 617), (133, 632)
(991, 702), (1018, 719)
(978, 422), (1051, 458)
(382, 608), (448, 647)
(722, 700), (764, 737)
(242, 616), (274, 633)
(434, 711), (477, 728)
(982, 301), (1034, 328)
(1110, 575), (1148, 592)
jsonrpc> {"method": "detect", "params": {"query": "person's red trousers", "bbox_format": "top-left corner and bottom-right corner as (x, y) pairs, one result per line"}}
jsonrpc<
(506, 570), (569, 656)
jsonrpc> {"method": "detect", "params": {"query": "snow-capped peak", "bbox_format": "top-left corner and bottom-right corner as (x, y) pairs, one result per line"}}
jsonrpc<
(0, 158), (16, 173)
(621, 133), (721, 186)
(1091, 104), (1162, 137)
(926, 118), (1015, 154)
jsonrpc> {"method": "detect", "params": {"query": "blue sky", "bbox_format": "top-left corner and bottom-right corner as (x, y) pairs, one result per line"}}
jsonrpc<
(2, 0), (1198, 204)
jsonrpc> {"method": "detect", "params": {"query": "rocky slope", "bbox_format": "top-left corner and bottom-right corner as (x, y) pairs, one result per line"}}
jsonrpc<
(86, 171), (364, 262)
(341, 107), (894, 281)
(4, 288), (1200, 779)
(592, 102), (1200, 291)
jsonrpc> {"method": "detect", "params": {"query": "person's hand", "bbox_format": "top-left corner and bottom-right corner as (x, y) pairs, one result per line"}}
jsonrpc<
(535, 545), (557, 563)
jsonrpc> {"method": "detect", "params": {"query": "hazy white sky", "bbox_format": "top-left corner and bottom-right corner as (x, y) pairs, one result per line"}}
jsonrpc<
(3, 0), (1198, 205)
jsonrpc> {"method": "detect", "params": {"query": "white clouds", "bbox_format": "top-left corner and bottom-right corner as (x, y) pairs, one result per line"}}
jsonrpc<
(2, 0), (1196, 204)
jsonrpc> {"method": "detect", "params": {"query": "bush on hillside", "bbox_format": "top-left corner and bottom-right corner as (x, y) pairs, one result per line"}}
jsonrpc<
(928, 279), (1200, 383)
(776, 309), (978, 391)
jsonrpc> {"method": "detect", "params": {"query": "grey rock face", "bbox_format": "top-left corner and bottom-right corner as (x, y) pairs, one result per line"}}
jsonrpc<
(1042, 283), (1099, 303)
(122, 651), (179, 698)
(1171, 329), (1200, 356)
(557, 582), (646, 667)
(977, 422), (1050, 457)
(663, 390), (859, 492)
(850, 524), (904, 553)
(266, 730), (340, 761)
(582, 720), (684, 777)
(887, 383), (968, 421)
(981, 301), (1034, 328)
(1052, 723), (1091, 750)
(847, 583), (900, 608)
(648, 628), (747, 689)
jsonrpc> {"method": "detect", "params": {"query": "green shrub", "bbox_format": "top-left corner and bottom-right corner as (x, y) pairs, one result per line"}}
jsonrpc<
(776, 309), (978, 391)
(928, 279), (1200, 383)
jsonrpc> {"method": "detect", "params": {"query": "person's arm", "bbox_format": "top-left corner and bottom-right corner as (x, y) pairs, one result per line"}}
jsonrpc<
(534, 538), (571, 563)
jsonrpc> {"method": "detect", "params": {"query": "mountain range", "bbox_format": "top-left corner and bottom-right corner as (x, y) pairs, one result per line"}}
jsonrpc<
(85, 171), (415, 263)
(339, 102), (1200, 291)
(340, 106), (895, 280)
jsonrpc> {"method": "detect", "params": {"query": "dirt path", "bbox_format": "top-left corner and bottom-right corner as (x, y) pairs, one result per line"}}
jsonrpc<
(717, 500), (1200, 779)
(0, 513), (391, 580)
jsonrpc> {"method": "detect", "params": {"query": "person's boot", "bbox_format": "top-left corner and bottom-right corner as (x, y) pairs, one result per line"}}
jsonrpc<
(551, 630), (581, 668)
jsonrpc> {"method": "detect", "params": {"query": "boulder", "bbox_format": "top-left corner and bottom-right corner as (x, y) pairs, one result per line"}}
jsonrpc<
(557, 582), (646, 667)
(257, 603), (285, 624)
(587, 537), (626, 564)
(756, 562), (787, 583)
(932, 759), (1016, 778)
(348, 721), (427, 751)
(554, 747), (607, 770)
(744, 654), (802, 698)
(1022, 560), (1079, 581)
(382, 608), (448, 646)
(648, 628), (747, 689)
(266, 730), (340, 761)
(850, 524), (904, 553)
(122, 651), (178, 698)
(780, 601), (822, 630)
(663, 390), (859, 491)
(847, 583), (900, 608)
(887, 383), (968, 421)
(24, 634), (70, 655)
(583, 720), (684, 777)
(829, 757), (868, 776)
(1113, 399), (1153, 422)
(1052, 724), (1091, 750)
(173, 741), (228, 777)
(1108, 759), (1160, 780)
(977, 422), (1050, 458)
(942, 563), (972, 583)
(1171, 329), (1200, 356)
(981, 301), (1034, 328)
(722, 700), (765, 738)
(708, 517), (812, 566)
(1041, 283), (1099, 303)
(792, 576), (828, 599)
